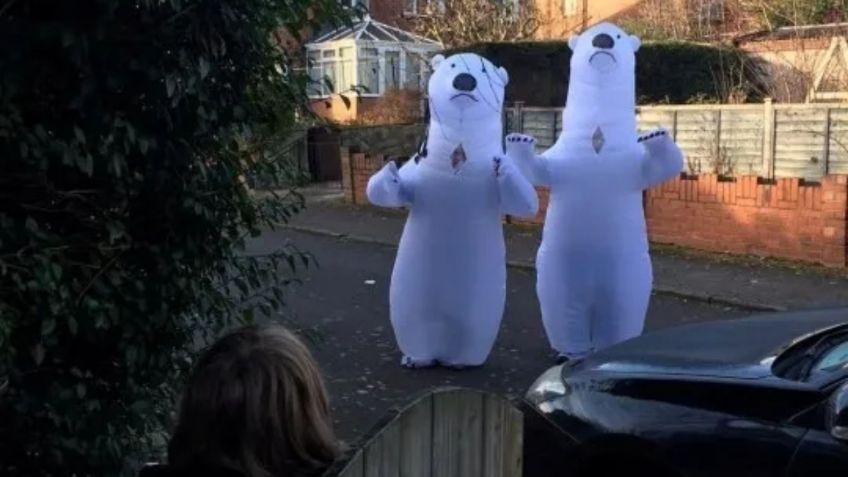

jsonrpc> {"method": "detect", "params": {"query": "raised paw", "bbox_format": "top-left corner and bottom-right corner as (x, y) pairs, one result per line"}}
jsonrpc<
(505, 133), (537, 162)
(383, 160), (400, 183)
(637, 128), (669, 144)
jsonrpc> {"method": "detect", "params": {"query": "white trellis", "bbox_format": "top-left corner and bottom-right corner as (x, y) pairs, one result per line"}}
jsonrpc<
(807, 36), (848, 103)
(305, 15), (442, 98)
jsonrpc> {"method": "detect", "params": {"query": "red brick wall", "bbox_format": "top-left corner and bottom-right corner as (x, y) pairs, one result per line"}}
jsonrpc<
(369, 0), (413, 30)
(340, 148), (848, 267)
(645, 175), (848, 267)
(341, 148), (387, 205)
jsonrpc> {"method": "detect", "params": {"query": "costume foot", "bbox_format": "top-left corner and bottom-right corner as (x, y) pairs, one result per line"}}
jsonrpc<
(400, 356), (437, 369)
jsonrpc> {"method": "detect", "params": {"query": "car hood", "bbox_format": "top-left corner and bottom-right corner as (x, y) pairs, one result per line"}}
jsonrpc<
(573, 308), (848, 380)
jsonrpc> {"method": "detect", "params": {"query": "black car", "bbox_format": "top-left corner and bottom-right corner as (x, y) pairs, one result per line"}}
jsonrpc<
(521, 308), (848, 477)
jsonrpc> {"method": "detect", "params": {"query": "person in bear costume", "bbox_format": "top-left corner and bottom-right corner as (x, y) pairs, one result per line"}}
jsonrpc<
(506, 23), (684, 363)
(366, 53), (538, 369)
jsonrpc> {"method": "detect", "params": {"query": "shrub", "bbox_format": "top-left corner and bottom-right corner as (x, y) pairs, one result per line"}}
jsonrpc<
(0, 1), (353, 475)
(452, 40), (764, 106)
(353, 88), (424, 125)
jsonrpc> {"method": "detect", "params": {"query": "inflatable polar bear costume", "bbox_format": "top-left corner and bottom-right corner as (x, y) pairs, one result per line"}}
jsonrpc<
(367, 53), (538, 368)
(507, 23), (684, 361)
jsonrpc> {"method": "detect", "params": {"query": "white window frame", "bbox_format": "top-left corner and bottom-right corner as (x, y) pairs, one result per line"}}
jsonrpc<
(343, 0), (370, 9)
(307, 43), (358, 98)
(307, 43), (438, 98)
(404, 0), (444, 16)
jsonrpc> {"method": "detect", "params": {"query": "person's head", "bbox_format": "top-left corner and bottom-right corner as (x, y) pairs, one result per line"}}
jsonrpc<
(168, 324), (340, 477)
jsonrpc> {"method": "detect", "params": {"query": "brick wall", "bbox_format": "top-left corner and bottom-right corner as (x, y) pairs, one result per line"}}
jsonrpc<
(645, 175), (848, 267)
(340, 147), (848, 267)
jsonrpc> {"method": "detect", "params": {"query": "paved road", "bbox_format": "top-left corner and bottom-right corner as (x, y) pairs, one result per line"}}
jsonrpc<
(249, 229), (752, 444)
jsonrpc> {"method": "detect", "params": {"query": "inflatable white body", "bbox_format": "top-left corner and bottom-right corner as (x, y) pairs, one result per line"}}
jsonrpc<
(367, 53), (538, 368)
(507, 23), (684, 360)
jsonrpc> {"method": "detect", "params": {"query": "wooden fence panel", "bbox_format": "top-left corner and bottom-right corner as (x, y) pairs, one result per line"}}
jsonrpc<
(326, 388), (523, 477)
(828, 108), (848, 174)
(774, 107), (829, 180)
(505, 102), (848, 181)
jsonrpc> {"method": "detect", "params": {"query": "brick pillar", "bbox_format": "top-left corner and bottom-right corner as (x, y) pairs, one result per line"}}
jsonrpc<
(340, 147), (354, 203)
(822, 175), (848, 266)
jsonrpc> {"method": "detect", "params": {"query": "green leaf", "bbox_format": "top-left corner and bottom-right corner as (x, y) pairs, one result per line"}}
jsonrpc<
(33, 344), (45, 366)
(166, 77), (176, 97)
(199, 57), (210, 79)
(74, 126), (86, 145)
(41, 319), (56, 336)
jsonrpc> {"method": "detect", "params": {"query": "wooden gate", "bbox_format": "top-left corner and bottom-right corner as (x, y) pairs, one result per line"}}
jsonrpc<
(308, 126), (342, 182)
(324, 387), (524, 477)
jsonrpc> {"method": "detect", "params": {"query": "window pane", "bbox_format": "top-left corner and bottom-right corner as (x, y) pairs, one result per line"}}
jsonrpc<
(323, 49), (336, 58)
(307, 51), (321, 96)
(405, 52), (421, 89)
(385, 51), (400, 90)
(359, 49), (379, 94)
(338, 47), (354, 93)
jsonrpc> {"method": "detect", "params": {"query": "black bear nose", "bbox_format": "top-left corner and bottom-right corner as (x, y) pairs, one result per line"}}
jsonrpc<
(453, 73), (477, 91)
(593, 33), (614, 49)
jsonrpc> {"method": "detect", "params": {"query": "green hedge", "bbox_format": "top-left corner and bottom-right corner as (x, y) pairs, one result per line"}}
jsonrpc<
(0, 1), (353, 475)
(450, 41), (763, 106)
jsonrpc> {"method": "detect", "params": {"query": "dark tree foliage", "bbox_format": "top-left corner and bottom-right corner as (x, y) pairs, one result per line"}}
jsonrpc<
(0, 1), (354, 475)
(453, 40), (764, 106)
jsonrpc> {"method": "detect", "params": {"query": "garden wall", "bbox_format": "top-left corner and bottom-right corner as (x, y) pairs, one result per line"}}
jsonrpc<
(341, 148), (848, 267)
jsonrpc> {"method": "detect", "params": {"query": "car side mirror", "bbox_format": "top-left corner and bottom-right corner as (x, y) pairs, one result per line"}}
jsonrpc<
(828, 381), (848, 442)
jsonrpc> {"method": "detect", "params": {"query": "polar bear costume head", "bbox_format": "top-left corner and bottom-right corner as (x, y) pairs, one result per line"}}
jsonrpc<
(421, 53), (509, 165)
(558, 22), (641, 148)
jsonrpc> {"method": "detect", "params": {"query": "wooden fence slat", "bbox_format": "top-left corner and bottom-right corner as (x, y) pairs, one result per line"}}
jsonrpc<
(432, 392), (461, 477)
(503, 405), (524, 477)
(399, 395), (433, 477)
(483, 395), (506, 477)
(365, 423), (400, 477)
(457, 392), (484, 477)
(337, 451), (365, 477)
(329, 389), (523, 477)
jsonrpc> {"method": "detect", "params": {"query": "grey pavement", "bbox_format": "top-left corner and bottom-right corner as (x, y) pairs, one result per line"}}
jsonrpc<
(249, 229), (749, 443)
(283, 192), (848, 312)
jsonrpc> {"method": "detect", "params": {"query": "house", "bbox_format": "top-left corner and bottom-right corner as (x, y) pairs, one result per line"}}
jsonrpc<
(532, 0), (643, 38)
(532, 0), (735, 39)
(734, 23), (848, 102)
(303, 1), (444, 123)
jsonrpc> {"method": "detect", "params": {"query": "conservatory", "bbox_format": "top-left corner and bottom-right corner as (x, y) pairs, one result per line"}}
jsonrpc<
(305, 15), (442, 98)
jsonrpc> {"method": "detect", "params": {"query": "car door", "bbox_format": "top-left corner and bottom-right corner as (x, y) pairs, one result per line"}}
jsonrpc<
(784, 392), (848, 475)
(785, 428), (848, 475)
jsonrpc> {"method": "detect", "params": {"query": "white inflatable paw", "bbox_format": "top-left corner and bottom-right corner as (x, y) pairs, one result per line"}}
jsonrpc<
(638, 128), (670, 145)
(505, 133), (537, 161)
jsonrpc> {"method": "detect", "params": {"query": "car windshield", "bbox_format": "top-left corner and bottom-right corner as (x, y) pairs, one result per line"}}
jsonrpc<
(809, 340), (848, 376)
(773, 327), (848, 381)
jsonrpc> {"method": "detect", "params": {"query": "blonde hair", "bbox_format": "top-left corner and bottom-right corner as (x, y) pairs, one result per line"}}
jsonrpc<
(168, 324), (340, 477)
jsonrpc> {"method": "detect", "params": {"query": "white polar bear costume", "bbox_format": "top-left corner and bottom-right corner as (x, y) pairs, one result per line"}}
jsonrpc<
(506, 23), (684, 360)
(366, 53), (538, 368)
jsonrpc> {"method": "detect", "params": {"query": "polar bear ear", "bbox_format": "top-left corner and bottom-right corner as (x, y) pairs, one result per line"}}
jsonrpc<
(430, 54), (445, 70)
(568, 35), (579, 51)
(630, 35), (641, 52)
(496, 66), (509, 85)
